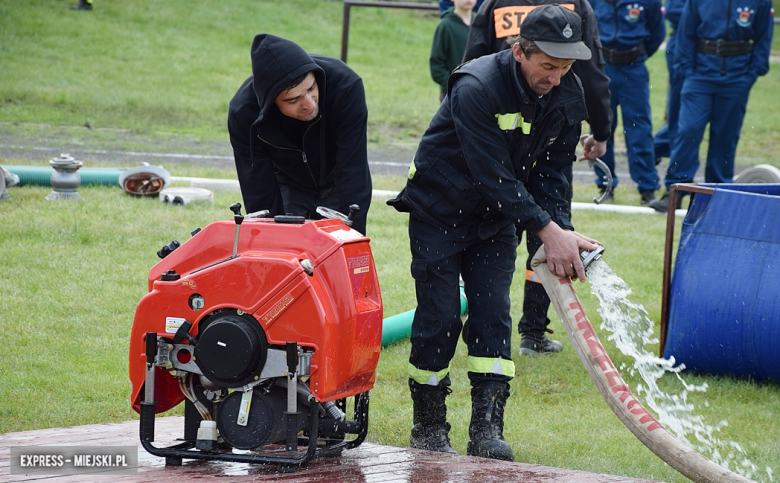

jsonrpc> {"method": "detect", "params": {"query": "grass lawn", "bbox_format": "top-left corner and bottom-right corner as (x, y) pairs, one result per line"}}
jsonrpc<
(1, 1), (779, 482)
(2, 173), (778, 482)
(1, 0), (780, 165)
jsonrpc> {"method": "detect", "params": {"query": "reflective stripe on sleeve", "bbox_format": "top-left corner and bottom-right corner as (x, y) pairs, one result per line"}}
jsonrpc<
(408, 158), (417, 180)
(495, 112), (531, 134)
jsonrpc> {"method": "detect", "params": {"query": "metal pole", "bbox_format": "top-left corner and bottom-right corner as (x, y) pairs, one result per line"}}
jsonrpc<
(341, 1), (351, 63)
(659, 183), (713, 357)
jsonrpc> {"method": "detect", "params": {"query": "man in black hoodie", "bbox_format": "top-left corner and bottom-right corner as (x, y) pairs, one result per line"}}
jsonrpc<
(228, 34), (372, 234)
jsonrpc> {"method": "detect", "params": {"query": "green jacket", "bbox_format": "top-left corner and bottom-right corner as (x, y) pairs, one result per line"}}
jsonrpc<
(430, 8), (472, 95)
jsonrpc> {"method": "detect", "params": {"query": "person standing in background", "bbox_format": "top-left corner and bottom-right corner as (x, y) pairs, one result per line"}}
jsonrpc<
(440, 0), (484, 14)
(649, 0), (774, 213)
(71, 0), (92, 10)
(592, 0), (665, 205)
(431, 0), (477, 102)
(652, 0), (685, 165)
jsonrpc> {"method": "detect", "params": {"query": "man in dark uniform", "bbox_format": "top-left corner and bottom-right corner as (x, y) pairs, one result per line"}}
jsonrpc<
(389, 5), (601, 461)
(592, 0), (665, 205)
(652, 0), (685, 164)
(463, 0), (612, 159)
(649, 0), (773, 213)
(462, 0), (611, 358)
(228, 34), (372, 234)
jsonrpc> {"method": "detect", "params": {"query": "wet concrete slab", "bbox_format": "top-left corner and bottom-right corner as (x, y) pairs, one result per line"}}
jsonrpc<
(1, 417), (660, 482)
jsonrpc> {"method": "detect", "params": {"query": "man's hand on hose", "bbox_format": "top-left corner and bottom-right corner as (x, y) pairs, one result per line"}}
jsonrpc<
(536, 222), (601, 282)
(578, 134), (607, 161)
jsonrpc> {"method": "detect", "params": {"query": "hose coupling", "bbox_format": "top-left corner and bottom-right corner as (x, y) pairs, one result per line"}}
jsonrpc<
(580, 246), (605, 270)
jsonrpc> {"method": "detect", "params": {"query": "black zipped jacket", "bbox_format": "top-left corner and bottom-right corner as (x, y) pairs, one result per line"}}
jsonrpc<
(391, 49), (587, 238)
(463, 0), (612, 143)
(228, 34), (371, 234)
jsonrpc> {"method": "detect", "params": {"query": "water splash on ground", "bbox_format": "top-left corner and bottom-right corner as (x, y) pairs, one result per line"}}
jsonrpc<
(586, 260), (773, 482)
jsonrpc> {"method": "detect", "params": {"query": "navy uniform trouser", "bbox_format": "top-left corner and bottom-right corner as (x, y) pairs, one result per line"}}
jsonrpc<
(408, 213), (516, 386)
(595, 62), (659, 192)
(653, 34), (683, 159)
(663, 76), (754, 190)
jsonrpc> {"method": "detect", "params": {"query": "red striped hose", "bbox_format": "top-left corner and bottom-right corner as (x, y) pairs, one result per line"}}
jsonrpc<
(530, 246), (754, 483)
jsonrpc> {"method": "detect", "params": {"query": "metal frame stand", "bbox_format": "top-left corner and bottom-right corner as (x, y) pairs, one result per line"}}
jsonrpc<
(139, 332), (370, 468)
(658, 183), (715, 357)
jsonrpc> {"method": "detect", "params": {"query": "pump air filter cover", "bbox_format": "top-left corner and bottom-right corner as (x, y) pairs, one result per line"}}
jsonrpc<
(194, 314), (268, 387)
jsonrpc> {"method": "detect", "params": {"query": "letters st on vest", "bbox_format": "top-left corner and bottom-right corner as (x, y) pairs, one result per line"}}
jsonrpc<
(493, 3), (576, 39)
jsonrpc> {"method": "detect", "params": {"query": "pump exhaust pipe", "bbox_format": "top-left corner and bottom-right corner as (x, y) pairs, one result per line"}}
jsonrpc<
(530, 245), (753, 483)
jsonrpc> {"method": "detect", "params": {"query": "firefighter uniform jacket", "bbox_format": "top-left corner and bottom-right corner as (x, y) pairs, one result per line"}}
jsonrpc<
(675, 0), (773, 82)
(463, 0), (612, 143)
(228, 34), (372, 234)
(393, 49), (588, 238)
(592, 0), (665, 59)
(664, 0), (684, 31)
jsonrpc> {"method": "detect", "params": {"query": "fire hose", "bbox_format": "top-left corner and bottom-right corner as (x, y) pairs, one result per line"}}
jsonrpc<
(530, 245), (753, 483)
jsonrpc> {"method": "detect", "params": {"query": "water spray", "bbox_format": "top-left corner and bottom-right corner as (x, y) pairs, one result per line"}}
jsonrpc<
(531, 245), (755, 483)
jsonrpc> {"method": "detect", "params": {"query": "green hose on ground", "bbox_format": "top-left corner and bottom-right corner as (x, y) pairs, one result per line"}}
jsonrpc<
(381, 286), (467, 348)
(3, 165), (122, 186)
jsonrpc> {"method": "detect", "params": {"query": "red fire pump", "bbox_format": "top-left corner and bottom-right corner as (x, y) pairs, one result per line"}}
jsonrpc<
(128, 203), (383, 467)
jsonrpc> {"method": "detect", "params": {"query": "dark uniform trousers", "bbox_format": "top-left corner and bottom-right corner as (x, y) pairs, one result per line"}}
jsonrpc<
(408, 212), (516, 386)
(517, 163), (573, 338)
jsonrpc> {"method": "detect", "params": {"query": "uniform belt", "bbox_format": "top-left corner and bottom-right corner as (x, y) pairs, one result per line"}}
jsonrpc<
(602, 44), (646, 65)
(696, 39), (753, 57)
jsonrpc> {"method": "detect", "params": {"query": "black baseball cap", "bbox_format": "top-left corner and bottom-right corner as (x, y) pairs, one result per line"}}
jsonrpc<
(520, 4), (591, 61)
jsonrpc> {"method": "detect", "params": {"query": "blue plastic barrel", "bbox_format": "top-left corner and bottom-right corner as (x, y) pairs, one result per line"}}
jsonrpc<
(663, 184), (780, 383)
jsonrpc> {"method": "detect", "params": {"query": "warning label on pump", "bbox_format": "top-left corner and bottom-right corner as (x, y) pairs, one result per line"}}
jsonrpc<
(165, 317), (187, 333)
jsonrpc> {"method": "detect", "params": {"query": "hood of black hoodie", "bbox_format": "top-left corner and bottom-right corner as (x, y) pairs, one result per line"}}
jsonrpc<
(250, 34), (325, 124)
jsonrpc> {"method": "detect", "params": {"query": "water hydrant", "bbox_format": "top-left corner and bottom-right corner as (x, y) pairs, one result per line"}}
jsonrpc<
(46, 154), (83, 200)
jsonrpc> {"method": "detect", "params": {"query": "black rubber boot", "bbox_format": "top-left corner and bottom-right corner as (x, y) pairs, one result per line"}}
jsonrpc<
(519, 334), (563, 356)
(639, 189), (657, 205)
(649, 192), (686, 213)
(409, 380), (458, 454)
(518, 281), (563, 356)
(71, 0), (92, 10)
(467, 380), (514, 461)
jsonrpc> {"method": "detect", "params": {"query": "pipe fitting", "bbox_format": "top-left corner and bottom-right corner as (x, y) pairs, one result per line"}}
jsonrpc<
(580, 246), (604, 270)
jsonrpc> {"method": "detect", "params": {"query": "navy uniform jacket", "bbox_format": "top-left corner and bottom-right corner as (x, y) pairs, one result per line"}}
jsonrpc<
(392, 49), (588, 238)
(664, 0), (684, 31)
(463, 0), (612, 143)
(592, 0), (665, 58)
(675, 0), (773, 82)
